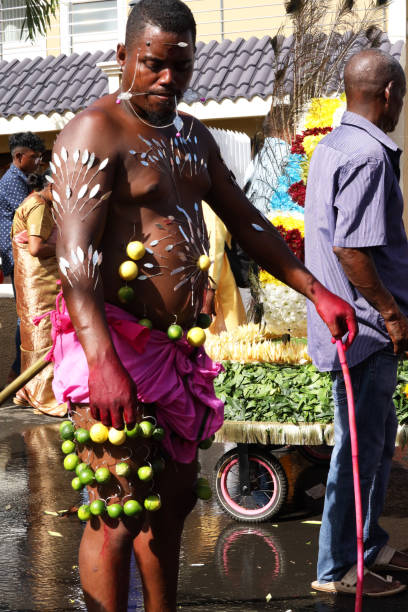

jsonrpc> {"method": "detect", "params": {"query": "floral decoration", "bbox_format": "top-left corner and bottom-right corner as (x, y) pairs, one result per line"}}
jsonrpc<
(256, 97), (345, 339)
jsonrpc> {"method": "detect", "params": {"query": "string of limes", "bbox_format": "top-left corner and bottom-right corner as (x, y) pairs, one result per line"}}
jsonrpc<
(117, 238), (213, 348)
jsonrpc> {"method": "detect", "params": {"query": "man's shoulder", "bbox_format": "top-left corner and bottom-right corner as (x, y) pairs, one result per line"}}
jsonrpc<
(318, 123), (387, 165)
(59, 95), (119, 145)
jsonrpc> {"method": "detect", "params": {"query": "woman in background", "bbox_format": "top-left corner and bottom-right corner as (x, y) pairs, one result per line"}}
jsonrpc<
(11, 174), (66, 416)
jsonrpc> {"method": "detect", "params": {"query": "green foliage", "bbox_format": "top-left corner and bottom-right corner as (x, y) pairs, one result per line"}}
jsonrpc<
(22, 1), (59, 41)
(215, 360), (408, 425)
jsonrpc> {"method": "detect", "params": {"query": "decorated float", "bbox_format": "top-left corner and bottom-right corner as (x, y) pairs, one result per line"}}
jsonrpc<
(205, 96), (408, 522)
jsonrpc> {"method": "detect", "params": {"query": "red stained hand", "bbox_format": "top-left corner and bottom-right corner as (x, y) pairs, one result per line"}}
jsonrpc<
(314, 285), (358, 349)
(88, 356), (139, 429)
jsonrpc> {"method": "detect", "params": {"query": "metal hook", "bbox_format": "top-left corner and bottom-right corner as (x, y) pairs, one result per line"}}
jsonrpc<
(119, 446), (133, 462)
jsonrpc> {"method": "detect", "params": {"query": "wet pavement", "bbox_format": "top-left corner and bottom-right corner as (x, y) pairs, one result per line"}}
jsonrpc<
(1, 404), (408, 611)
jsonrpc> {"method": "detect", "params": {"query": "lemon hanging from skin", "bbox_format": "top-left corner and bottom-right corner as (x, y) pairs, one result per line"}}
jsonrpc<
(119, 260), (138, 281)
(144, 494), (162, 512)
(108, 427), (127, 446)
(197, 255), (211, 271)
(126, 241), (146, 261)
(186, 327), (206, 347)
(89, 423), (109, 443)
(118, 286), (135, 304)
(138, 318), (153, 329)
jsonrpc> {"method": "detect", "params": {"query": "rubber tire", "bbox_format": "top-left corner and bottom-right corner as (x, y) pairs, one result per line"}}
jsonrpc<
(213, 448), (288, 523)
(296, 444), (333, 465)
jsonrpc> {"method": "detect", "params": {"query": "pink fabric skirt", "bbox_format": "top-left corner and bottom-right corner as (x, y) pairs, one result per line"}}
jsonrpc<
(49, 296), (224, 463)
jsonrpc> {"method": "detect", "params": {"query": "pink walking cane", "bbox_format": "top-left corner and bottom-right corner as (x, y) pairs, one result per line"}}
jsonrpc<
(336, 339), (363, 611)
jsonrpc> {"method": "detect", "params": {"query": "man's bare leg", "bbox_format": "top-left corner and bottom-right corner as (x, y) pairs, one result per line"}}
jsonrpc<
(133, 457), (197, 612)
(79, 519), (137, 612)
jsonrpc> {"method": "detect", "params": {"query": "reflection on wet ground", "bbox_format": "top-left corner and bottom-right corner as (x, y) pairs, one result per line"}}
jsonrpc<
(1, 405), (408, 611)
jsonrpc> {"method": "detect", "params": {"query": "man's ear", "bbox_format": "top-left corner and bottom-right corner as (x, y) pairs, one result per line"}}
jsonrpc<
(116, 43), (127, 70)
(384, 80), (394, 105)
(13, 152), (22, 166)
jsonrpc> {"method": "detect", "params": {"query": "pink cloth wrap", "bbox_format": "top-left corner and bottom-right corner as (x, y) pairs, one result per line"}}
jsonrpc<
(48, 295), (224, 463)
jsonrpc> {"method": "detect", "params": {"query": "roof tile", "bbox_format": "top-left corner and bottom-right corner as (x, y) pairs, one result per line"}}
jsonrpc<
(0, 34), (403, 119)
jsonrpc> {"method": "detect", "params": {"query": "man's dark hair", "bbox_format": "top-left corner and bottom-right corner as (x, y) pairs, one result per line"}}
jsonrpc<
(126, 0), (196, 47)
(9, 132), (45, 156)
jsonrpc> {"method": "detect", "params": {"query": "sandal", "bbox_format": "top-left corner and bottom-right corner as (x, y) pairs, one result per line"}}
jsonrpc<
(311, 564), (406, 597)
(372, 545), (408, 572)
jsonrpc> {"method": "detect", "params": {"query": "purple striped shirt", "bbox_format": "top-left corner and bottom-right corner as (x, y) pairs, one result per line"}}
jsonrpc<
(305, 111), (408, 371)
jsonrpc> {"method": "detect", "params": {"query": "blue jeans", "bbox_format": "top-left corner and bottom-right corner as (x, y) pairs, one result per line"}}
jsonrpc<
(317, 345), (398, 583)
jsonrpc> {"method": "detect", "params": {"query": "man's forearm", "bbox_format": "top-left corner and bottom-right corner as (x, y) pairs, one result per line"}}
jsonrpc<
(333, 246), (399, 320)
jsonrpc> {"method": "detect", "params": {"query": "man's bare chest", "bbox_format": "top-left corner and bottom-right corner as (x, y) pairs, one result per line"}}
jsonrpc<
(114, 130), (211, 214)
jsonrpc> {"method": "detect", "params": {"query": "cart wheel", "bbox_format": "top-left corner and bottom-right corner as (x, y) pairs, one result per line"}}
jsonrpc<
(213, 448), (288, 522)
(297, 445), (332, 465)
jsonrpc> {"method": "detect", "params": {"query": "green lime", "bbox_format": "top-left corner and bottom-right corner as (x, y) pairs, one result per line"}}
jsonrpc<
(60, 420), (75, 441)
(125, 423), (140, 438)
(137, 465), (153, 482)
(63, 453), (79, 471)
(196, 484), (212, 500)
(78, 467), (95, 485)
(118, 286), (135, 304)
(138, 318), (153, 329)
(77, 504), (91, 521)
(197, 313), (212, 329)
(197, 477), (209, 487)
(152, 427), (165, 441)
(139, 420), (154, 438)
(95, 467), (111, 483)
(123, 499), (143, 516)
(107, 503), (123, 519)
(90, 499), (106, 516)
(151, 456), (166, 474)
(116, 462), (131, 478)
(167, 324), (183, 340)
(144, 494), (162, 512)
(75, 462), (89, 477)
(61, 439), (76, 455)
(75, 428), (91, 444)
(71, 476), (83, 491)
(198, 437), (213, 450)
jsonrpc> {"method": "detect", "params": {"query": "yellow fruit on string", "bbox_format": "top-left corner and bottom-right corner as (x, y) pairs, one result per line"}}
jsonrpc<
(126, 241), (146, 261)
(89, 423), (109, 443)
(108, 427), (127, 446)
(119, 260), (138, 281)
(197, 255), (211, 271)
(187, 327), (206, 347)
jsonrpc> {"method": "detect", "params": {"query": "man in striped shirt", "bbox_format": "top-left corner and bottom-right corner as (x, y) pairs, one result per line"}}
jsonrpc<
(306, 49), (408, 596)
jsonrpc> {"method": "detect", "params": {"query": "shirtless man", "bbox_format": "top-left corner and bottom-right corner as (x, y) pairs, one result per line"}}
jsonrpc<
(51, 1), (356, 610)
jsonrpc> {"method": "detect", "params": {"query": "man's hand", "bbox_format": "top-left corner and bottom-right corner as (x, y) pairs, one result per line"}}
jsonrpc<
(312, 283), (358, 349)
(88, 356), (140, 429)
(383, 312), (408, 355)
(202, 287), (216, 316)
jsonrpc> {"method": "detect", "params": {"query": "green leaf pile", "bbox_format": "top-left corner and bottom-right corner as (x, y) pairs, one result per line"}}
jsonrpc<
(214, 360), (408, 424)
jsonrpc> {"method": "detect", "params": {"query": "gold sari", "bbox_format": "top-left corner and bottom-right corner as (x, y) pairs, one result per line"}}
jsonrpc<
(11, 194), (66, 416)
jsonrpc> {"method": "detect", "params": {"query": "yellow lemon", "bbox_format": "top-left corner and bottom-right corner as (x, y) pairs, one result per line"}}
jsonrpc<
(108, 427), (127, 446)
(119, 260), (138, 281)
(89, 423), (109, 443)
(126, 241), (146, 261)
(186, 327), (206, 347)
(197, 255), (211, 271)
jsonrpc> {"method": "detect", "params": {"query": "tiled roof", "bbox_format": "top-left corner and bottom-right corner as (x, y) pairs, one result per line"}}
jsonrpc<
(0, 49), (115, 119)
(0, 34), (403, 119)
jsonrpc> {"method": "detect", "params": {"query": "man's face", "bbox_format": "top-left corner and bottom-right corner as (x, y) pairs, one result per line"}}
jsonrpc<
(16, 148), (42, 174)
(118, 24), (194, 125)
